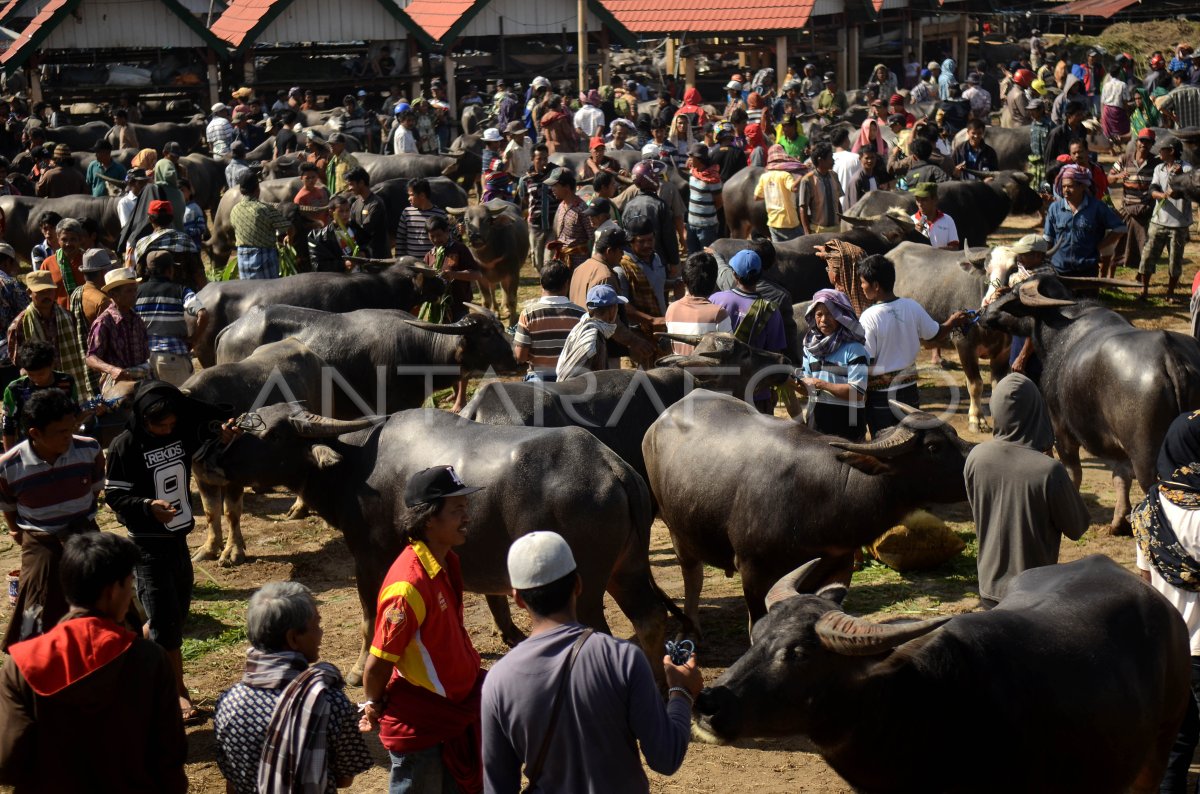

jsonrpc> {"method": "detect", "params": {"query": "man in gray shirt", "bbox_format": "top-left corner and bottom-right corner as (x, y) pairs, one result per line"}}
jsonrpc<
(964, 373), (1090, 607)
(481, 532), (701, 793)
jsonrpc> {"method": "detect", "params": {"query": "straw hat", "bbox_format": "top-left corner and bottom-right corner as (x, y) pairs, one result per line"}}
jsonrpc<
(101, 267), (139, 293)
(24, 271), (56, 293)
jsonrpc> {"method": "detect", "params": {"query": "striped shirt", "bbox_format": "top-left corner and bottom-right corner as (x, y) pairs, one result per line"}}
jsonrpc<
(0, 436), (104, 533)
(513, 295), (586, 373)
(135, 278), (204, 354)
(687, 175), (722, 228)
(664, 295), (731, 353)
(1163, 85), (1200, 129)
(395, 205), (448, 259)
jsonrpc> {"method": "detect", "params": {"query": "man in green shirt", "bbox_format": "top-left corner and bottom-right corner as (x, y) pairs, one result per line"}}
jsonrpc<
(230, 172), (289, 280)
(816, 73), (848, 119)
(84, 141), (126, 198)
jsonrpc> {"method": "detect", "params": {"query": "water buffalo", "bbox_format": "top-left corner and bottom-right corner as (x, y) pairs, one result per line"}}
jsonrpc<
(181, 337), (330, 565)
(373, 177), (469, 249)
(447, 200), (530, 322)
(693, 555), (1189, 794)
(711, 215), (923, 304)
(190, 265), (444, 366)
(175, 153), (228, 213)
(214, 304), (520, 415)
(981, 270), (1200, 533)
(643, 390), (970, 632)
(463, 333), (791, 484)
(358, 152), (480, 188)
(0, 195), (121, 262)
(1170, 163), (1200, 201)
(1123, 127), (1200, 167)
(39, 121), (111, 151)
(953, 125), (1031, 171)
(721, 166), (767, 239)
(197, 403), (676, 686)
(886, 241), (1015, 432)
(549, 150), (642, 179)
(205, 179), (321, 265)
(844, 170), (1040, 247)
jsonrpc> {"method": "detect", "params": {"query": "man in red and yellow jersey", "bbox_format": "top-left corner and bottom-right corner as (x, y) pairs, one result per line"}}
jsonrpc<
(359, 465), (485, 794)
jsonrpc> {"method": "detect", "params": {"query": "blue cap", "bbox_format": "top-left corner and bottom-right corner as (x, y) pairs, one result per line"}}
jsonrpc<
(586, 284), (629, 309)
(394, 102), (410, 115)
(730, 249), (762, 278)
(920, 68), (931, 79)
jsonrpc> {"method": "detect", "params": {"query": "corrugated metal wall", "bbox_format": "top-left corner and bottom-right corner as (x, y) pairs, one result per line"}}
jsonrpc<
(458, 0), (602, 38)
(258, 0), (412, 42)
(40, 0), (204, 48)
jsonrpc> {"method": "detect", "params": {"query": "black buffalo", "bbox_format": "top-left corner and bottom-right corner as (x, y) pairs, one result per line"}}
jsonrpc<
(981, 270), (1200, 533)
(643, 390), (970, 631)
(693, 555), (1189, 794)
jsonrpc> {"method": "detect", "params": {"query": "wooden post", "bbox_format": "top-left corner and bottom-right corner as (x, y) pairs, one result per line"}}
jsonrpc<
(28, 67), (42, 104)
(836, 25), (847, 89)
(408, 36), (422, 101)
(665, 37), (677, 79)
(444, 43), (457, 136)
(775, 34), (787, 83)
(848, 25), (860, 88)
(684, 54), (696, 86)
(914, 15), (923, 69)
(599, 28), (611, 87)
(959, 12), (970, 74)
(206, 49), (219, 108)
(577, 0), (587, 94)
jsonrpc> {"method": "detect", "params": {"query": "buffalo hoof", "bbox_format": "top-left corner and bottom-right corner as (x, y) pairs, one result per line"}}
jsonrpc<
(1106, 519), (1133, 537)
(500, 628), (527, 648)
(218, 546), (247, 567)
(284, 497), (309, 520)
(346, 668), (363, 687)
(968, 418), (991, 434)
(191, 546), (219, 563)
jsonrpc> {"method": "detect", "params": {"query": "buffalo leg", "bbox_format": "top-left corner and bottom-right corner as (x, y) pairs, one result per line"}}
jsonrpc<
(607, 563), (668, 688)
(670, 535), (706, 635)
(1056, 433), (1084, 490)
(957, 336), (986, 433)
(284, 495), (310, 520)
(192, 479), (225, 562)
(574, 580), (612, 639)
(485, 594), (527, 647)
(501, 269), (519, 325)
(218, 489), (246, 566)
(1108, 460), (1135, 536)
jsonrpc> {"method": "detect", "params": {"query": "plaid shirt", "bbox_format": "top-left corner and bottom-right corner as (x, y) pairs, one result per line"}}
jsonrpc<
(553, 196), (591, 267)
(7, 305), (92, 399)
(231, 197), (289, 250)
(0, 271), (29, 365)
(133, 228), (197, 264)
(87, 303), (150, 370)
(619, 252), (665, 316)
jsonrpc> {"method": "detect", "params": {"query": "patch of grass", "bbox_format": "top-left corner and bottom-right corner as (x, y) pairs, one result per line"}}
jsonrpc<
(181, 624), (247, 662)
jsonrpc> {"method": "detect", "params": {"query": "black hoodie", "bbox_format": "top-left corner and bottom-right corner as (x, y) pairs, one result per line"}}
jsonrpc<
(104, 380), (228, 538)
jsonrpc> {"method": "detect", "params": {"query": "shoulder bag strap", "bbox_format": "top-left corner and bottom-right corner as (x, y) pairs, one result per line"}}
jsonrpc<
(522, 628), (594, 792)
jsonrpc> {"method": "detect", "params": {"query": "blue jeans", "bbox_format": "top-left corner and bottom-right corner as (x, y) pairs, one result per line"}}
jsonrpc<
(1160, 656), (1200, 794)
(769, 224), (803, 243)
(388, 746), (458, 794)
(686, 224), (719, 255)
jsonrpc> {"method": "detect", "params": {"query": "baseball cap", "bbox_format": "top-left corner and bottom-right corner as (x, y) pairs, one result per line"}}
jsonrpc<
(403, 465), (483, 508)
(590, 136), (606, 151)
(80, 248), (113, 273)
(481, 127), (503, 142)
(730, 249), (762, 278)
(394, 102), (410, 115)
(640, 142), (663, 159)
(149, 199), (173, 216)
(889, 93), (905, 106)
(126, 167), (150, 182)
(928, 61), (940, 70)
(544, 167), (575, 187)
(1138, 128), (1157, 142)
(1011, 234), (1048, 255)
(595, 226), (628, 251)
(586, 284), (628, 309)
(887, 113), (907, 126)
(912, 182), (939, 198)
(823, 72), (836, 83)
(507, 531), (577, 590)
(583, 197), (613, 217)
(163, 141), (182, 154)
(211, 102), (229, 114)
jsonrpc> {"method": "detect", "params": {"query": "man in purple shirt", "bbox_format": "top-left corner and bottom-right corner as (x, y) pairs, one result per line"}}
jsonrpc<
(481, 532), (701, 794)
(709, 249), (787, 411)
(86, 268), (149, 398)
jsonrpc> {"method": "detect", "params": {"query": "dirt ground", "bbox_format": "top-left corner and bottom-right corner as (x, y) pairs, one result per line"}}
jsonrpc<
(1, 179), (1197, 793)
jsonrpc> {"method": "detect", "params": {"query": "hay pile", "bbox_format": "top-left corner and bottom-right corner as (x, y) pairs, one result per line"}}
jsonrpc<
(867, 509), (966, 572)
(1064, 19), (1200, 65)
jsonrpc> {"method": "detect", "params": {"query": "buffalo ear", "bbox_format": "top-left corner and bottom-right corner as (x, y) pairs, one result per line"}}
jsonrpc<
(308, 444), (342, 469)
(816, 583), (848, 605)
(835, 450), (892, 476)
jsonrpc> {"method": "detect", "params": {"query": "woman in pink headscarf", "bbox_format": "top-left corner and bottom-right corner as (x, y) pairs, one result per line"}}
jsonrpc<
(850, 118), (887, 155)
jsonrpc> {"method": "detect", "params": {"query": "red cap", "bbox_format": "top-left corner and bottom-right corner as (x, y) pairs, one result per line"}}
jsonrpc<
(889, 94), (904, 106)
(148, 199), (173, 215)
(590, 136), (606, 151)
(1014, 69), (1035, 87)
(1138, 128), (1157, 142)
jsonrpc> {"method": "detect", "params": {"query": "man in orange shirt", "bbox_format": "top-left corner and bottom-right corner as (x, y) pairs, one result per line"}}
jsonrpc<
(44, 218), (85, 310)
(359, 465), (485, 794)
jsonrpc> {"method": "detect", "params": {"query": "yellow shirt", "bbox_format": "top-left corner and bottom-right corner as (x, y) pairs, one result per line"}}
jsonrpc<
(755, 170), (802, 229)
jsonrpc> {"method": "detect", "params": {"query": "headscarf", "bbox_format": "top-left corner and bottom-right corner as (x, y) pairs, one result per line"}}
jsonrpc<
(818, 239), (869, 316)
(803, 289), (864, 359)
(1131, 410), (1200, 592)
(131, 148), (157, 170)
(851, 118), (887, 155)
(747, 92), (765, 110)
(1131, 87), (1162, 134)
(1060, 163), (1092, 186)
(989, 373), (1054, 450)
(583, 89), (601, 107)
(765, 143), (806, 174)
(744, 124), (769, 157)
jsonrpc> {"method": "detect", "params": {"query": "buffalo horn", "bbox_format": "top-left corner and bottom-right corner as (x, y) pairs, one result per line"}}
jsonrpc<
(655, 332), (704, 346)
(406, 264), (441, 275)
(763, 559), (822, 611)
(288, 413), (379, 439)
(838, 213), (877, 227)
(815, 611), (951, 656)
(485, 204), (508, 216)
(1010, 171), (1031, 184)
(446, 206), (467, 216)
(1016, 280), (1075, 308)
(655, 353), (722, 368)
(963, 168), (994, 179)
(888, 400), (946, 431)
(463, 301), (499, 320)
(401, 318), (470, 335)
(828, 426), (917, 458)
(1058, 276), (1141, 290)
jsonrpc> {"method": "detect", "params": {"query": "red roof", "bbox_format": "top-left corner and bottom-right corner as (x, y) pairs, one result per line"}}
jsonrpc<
(0, 0), (72, 68)
(1049, 0), (1138, 18)
(210, 0), (275, 49)
(403, 0), (478, 42)
(599, 0), (813, 34)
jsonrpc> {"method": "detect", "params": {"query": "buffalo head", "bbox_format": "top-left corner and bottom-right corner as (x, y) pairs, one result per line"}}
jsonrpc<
(985, 170), (1041, 215)
(402, 303), (520, 377)
(693, 557), (950, 744)
(197, 404), (380, 489)
(978, 269), (1137, 336)
(828, 402), (972, 504)
(841, 209), (921, 245)
(655, 332), (792, 395)
(447, 202), (516, 249)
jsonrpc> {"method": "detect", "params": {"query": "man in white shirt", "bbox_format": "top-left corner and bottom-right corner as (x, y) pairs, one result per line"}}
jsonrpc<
(392, 109), (418, 154)
(830, 127), (861, 211)
(857, 254), (968, 436)
(910, 182), (960, 250)
(502, 121), (532, 177)
(116, 168), (151, 229)
(574, 90), (606, 140)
